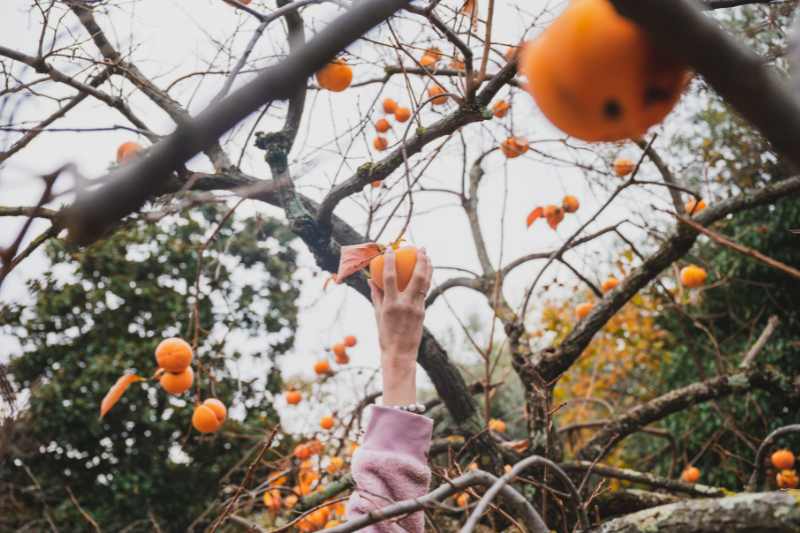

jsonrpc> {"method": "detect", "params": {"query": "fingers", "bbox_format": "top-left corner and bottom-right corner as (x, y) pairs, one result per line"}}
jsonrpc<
(369, 278), (384, 311)
(406, 247), (433, 302)
(382, 247), (399, 301)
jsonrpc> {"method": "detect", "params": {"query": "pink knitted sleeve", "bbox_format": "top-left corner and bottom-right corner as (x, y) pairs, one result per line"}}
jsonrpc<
(345, 405), (433, 532)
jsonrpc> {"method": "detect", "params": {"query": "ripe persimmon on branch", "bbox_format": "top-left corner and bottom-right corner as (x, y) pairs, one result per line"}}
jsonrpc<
(4, 0), (800, 530)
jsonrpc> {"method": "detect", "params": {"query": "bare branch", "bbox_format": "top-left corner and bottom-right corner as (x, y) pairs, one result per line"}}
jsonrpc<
(323, 470), (548, 533)
(740, 315), (780, 368)
(462, 455), (589, 533)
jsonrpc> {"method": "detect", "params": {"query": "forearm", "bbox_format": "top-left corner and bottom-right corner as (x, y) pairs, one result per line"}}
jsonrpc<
(381, 356), (417, 406)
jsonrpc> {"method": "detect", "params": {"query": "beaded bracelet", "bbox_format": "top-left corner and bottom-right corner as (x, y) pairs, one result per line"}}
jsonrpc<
(385, 402), (426, 414)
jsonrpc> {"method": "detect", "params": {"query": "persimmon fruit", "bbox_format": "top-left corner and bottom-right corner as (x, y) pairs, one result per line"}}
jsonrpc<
(320, 415), (335, 430)
(575, 302), (593, 319)
(562, 195), (580, 213)
(680, 265), (707, 288)
(116, 141), (142, 163)
(420, 54), (438, 69)
(500, 136), (528, 158)
(382, 98), (397, 114)
(489, 418), (507, 433)
(314, 359), (332, 375)
(394, 107), (411, 123)
(613, 158), (636, 177)
(159, 367), (194, 395)
(327, 456), (345, 474)
(294, 443), (312, 460)
(777, 469), (799, 489)
(681, 466), (701, 483)
(772, 449), (795, 470)
(344, 335), (357, 347)
(492, 100), (510, 118)
(685, 198), (707, 215)
(370, 246), (418, 292)
(456, 492), (470, 507)
(155, 337), (193, 373)
(203, 398), (227, 423)
(192, 404), (222, 433)
(332, 343), (347, 359)
(374, 118), (391, 133)
(285, 389), (302, 405)
(601, 277), (619, 293)
(428, 85), (448, 105)
(373, 136), (389, 151)
(316, 58), (352, 92)
(519, 0), (689, 142)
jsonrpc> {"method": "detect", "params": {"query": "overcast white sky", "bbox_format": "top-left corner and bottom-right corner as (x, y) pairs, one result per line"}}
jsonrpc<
(0, 0), (690, 432)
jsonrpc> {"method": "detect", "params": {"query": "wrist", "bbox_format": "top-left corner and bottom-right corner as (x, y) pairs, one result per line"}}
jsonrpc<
(381, 356), (417, 406)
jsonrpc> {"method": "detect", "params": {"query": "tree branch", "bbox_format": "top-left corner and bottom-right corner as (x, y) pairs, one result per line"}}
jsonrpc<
(677, 214), (800, 281)
(588, 490), (800, 533)
(611, 0), (800, 170)
(323, 470), (548, 533)
(61, 0), (414, 246)
(576, 366), (800, 462)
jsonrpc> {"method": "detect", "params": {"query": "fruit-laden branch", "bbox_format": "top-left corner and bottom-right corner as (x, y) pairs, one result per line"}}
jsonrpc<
(424, 223), (624, 307)
(321, 470), (549, 533)
(587, 490), (800, 533)
(746, 424), (800, 491)
(314, 60), (518, 232)
(611, 0), (800, 171)
(528, 173), (800, 384)
(677, 214), (800, 281)
(576, 366), (800, 462)
(560, 462), (725, 498)
(176, 170), (502, 460)
(60, 0), (413, 246)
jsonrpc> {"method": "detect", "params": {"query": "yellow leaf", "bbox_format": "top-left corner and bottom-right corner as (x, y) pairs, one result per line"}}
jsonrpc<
(100, 372), (143, 418)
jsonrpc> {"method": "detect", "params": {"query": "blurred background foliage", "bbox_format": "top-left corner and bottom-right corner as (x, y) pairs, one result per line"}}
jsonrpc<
(0, 205), (301, 531)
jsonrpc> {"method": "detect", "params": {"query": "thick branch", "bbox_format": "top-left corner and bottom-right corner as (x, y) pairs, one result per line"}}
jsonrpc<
(588, 491), (800, 533)
(560, 462), (724, 498)
(530, 174), (800, 383)
(61, 0), (413, 245)
(611, 0), (800, 170)
(66, 0), (231, 170)
(577, 366), (800, 462)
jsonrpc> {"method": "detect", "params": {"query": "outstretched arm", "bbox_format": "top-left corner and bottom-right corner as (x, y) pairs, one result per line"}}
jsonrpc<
(346, 247), (434, 532)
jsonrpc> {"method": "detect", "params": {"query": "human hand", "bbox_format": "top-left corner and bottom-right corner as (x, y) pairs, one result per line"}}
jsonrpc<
(369, 247), (432, 406)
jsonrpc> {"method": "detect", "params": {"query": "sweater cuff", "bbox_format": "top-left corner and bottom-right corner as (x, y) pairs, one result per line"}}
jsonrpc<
(362, 405), (433, 462)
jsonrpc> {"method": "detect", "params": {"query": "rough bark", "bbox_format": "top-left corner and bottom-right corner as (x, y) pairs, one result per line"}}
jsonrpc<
(590, 491), (800, 533)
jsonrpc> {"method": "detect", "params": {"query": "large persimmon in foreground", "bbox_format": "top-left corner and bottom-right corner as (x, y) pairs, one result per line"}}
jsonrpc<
(520, 0), (689, 141)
